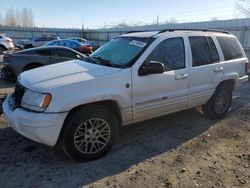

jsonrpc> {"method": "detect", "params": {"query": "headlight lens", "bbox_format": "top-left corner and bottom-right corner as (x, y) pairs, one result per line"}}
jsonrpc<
(21, 90), (52, 112)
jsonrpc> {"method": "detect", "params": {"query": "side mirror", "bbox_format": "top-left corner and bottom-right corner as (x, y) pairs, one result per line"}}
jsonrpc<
(139, 61), (165, 76)
(76, 54), (82, 60)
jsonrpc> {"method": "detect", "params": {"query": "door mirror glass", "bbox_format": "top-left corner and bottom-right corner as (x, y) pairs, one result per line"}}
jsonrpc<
(139, 61), (165, 76)
(76, 54), (82, 60)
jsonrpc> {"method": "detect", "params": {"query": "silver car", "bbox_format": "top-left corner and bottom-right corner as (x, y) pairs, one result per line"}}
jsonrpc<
(0, 34), (14, 54)
(1, 46), (85, 80)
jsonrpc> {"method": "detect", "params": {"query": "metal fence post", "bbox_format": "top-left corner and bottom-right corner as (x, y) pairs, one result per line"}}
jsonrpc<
(240, 26), (247, 47)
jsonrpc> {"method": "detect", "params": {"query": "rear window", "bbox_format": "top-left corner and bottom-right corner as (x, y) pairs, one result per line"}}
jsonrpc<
(51, 49), (78, 59)
(35, 49), (51, 56)
(216, 37), (243, 60)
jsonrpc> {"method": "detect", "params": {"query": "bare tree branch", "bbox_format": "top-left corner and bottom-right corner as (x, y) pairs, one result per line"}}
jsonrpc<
(235, 0), (250, 17)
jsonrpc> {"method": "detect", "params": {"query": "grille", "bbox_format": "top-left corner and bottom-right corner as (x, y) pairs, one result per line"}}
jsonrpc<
(13, 82), (25, 107)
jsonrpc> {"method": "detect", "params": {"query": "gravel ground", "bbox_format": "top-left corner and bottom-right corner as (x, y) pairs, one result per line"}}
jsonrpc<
(0, 76), (249, 187)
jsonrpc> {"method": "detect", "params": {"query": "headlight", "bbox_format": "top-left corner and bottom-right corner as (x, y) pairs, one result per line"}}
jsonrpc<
(21, 90), (52, 112)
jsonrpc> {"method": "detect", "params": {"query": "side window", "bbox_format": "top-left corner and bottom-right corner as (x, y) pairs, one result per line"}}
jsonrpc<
(145, 37), (185, 71)
(35, 49), (51, 56)
(216, 37), (243, 60)
(207, 37), (219, 63)
(52, 49), (78, 59)
(189, 36), (216, 67)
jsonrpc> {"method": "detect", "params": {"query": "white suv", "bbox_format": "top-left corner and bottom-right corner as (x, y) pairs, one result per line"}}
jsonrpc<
(3, 29), (249, 161)
(0, 34), (14, 54)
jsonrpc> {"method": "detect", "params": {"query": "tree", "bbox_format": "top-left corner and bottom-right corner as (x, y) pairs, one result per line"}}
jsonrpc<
(210, 17), (218, 21)
(2, 7), (35, 27)
(235, 0), (250, 17)
(20, 8), (35, 27)
(15, 9), (21, 26)
(0, 13), (2, 26)
(5, 7), (17, 26)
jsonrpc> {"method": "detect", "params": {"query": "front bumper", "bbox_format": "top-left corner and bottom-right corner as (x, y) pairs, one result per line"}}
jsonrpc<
(3, 95), (68, 146)
(5, 43), (14, 50)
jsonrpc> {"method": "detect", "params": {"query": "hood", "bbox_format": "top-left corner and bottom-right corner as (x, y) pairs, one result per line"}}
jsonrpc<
(19, 60), (122, 91)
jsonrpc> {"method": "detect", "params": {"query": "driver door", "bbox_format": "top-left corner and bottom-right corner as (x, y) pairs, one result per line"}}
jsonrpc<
(132, 37), (190, 122)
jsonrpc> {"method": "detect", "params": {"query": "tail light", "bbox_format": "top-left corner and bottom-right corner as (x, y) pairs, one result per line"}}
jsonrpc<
(82, 45), (93, 53)
(245, 59), (249, 75)
(6, 39), (12, 43)
(3, 54), (11, 62)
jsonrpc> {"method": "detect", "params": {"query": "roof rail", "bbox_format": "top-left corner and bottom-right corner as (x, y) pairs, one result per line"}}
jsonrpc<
(126, 29), (230, 35)
(126, 30), (149, 34)
(157, 29), (230, 34)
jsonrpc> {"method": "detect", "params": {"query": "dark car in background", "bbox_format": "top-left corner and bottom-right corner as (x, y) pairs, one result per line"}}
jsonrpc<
(69, 37), (99, 51)
(17, 35), (60, 49)
(69, 37), (87, 43)
(1, 46), (85, 80)
(45, 39), (93, 54)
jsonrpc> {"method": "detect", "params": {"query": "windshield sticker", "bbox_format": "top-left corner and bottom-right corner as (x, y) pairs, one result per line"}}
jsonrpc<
(129, 40), (147, 48)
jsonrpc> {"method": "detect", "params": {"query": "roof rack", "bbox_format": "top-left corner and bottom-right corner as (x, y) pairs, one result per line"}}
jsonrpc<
(126, 30), (148, 34)
(126, 29), (230, 35)
(158, 29), (230, 34)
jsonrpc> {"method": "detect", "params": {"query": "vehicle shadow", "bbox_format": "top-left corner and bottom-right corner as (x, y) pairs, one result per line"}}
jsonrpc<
(0, 85), (249, 187)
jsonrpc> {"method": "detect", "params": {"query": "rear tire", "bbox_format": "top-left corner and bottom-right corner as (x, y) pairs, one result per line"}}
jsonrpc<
(202, 85), (232, 119)
(59, 105), (119, 161)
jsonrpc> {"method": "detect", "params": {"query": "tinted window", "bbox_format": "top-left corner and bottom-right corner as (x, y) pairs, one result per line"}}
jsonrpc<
(145, 37), (185, 71)
(217, 37), (243, 60)
(35, 49), (51, 56)
(207, 37), (219, 62)
(51, 49), (78, 59)
(190, 36), (216, 67)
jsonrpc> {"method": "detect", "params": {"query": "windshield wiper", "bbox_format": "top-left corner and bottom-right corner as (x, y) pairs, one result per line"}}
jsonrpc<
(90, 56), (120, 67)
(92, 56), (110, 63)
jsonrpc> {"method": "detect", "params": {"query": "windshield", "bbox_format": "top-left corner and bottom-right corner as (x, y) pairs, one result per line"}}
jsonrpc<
(89, 37), (152, 67)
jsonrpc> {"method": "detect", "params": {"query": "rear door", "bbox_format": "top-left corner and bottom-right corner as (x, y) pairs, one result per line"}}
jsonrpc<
(188, 35), (224, 107)
(33, 49), (53, 65)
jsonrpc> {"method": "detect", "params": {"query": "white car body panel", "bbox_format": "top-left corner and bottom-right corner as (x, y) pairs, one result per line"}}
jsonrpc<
(3, 30), (249, 147)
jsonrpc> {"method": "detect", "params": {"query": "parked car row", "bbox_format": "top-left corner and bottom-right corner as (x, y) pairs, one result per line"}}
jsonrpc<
(1, 29), (249, 161)
(16, 35), (97, 53)
(16, 35), (60, 49)
(1, 46), (86, 80)
(45, 39), (93, 54)
(0, 34), (98, 80)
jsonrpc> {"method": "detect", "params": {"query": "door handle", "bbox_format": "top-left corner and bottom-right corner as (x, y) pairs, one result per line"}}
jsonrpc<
(214, 67), (223, 72)
(175, 74), (188, 80)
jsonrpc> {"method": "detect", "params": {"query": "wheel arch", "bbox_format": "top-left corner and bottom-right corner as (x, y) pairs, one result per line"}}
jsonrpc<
(64, 100), (122, 126)
(0, 44), (7, 49)
(216, 79), (235, 91)
(23, 62), (43, 71)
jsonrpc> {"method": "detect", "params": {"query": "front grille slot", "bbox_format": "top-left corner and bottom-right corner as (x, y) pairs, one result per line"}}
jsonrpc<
(13, 82), (25, 107)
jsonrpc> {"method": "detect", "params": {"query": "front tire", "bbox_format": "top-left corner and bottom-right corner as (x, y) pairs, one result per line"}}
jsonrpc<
(202, 85), (232, 119)
(59, 105), (119, 161)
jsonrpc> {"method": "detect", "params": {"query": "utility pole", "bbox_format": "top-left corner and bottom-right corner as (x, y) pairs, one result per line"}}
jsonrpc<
(156, 15), (159, 26)
(82, 16), (84, 30)
(82, 16), (84, 39)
